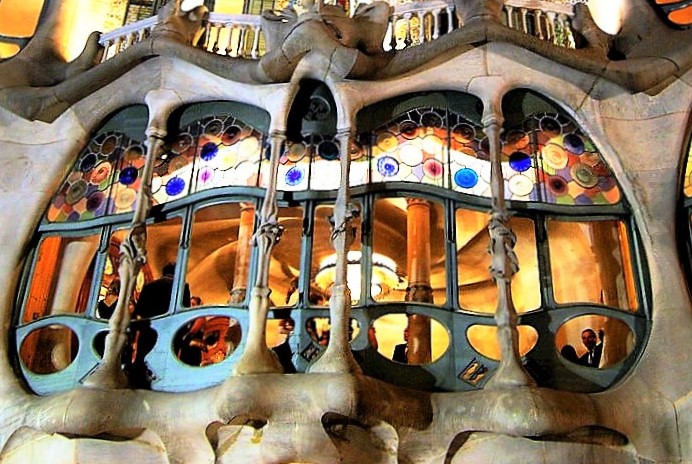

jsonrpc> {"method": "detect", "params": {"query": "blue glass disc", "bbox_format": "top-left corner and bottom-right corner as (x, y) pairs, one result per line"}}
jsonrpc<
(563, 133), (585, 154)
(118, 166), (139, 185)
(377, 156), (399, 177)
(318, 141), (340, 160)
(509, 152), (532, 172)
(285, 167), (305, 186)
(165, 177), (186, 196)
(200, 142), (219, 161)
(454, 168), (478, 188)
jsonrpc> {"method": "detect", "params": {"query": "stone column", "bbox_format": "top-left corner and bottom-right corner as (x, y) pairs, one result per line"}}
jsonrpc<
(84, 90), (180, 389)
(229, 202), (255, 304)
(481, 107), (535, 390)
(308, 129), (361, 374)
(233, 132), (285, 375)
(405, 198), (432, 364)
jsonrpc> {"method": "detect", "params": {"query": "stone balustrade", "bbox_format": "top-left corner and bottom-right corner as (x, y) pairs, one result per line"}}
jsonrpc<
(97, 0), (576, 62)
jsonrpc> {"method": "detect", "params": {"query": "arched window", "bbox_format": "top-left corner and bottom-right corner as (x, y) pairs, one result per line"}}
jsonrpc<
(0, 0), (46, 59)
(15, 91), (650, 395)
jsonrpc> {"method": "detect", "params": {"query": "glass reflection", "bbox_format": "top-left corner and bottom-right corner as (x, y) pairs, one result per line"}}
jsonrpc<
(457, 208), (540, 313)
(20, 325), (79, 374)
(173, 316), (241, 366)
(556, 314), (634, 368)
(24, 234), (99, 322)
(548, 219), (637, 311)
(466, 324), (538, 361)
(372, 197), (446, 304)
(372, 313), (449, 364)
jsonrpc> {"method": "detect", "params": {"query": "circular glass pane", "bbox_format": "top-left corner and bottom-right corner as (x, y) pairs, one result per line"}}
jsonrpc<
(556, 314), (634, 368)
(173, 316), (242, 367)
(20, 325), (79, 374)
(372, 313), (449, 365)
(466, 324), (538, 361)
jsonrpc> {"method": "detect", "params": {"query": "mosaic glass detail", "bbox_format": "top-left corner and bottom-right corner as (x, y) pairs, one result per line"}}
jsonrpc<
(504, 113), (621, 205)
(371, 108), (453, 188)
(47, 131), (146, 222)
(152, 115), (264, 203)
(683, 139), (692, 197)
(272, 135), (344, 191)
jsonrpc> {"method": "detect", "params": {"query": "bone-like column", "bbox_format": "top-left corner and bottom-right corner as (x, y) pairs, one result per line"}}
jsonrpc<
(308, 129), (361, 374)
(405, 198), (432, 364)
(229, 202), (256, 304)
(482, 109), (535, 389)
(233, 132), (285, 375)
(83, 90), (180, 389)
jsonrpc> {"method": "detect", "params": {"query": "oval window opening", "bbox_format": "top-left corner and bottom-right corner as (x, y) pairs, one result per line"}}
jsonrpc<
(20, 325), (79, 374)
(173, 316), (241, 366)
(305, 317), (360, 346)
(373, 313), (449, 365)
(556, 314), (634, 368)
(467, 324), (538, 361)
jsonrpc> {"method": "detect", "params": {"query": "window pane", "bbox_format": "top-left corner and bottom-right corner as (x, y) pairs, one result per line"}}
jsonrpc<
(372, 197), (445, 304)
(269, 205), (304, 307)
(20, 325), (78, 374)
(126, 216), (184, 316)
(185, 202), (255, 307)
(556, 314), (635, 368)
(0, 0), (44, 37)
(372, 313), (450, 365)
(24, 234), (99, 322)
(312, 204), (362, 305)
(548, 219), (637, 311)
(173, 316), (242, 366)
(457, 208), (540, 313)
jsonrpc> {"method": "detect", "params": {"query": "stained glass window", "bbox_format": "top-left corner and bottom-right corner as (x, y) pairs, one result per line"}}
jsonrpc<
(47, 106), (148, 223)
(371, 108), (453, 188)
(503, 113), (621, 205)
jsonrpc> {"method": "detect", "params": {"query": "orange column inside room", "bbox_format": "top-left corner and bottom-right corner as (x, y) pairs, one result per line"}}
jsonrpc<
(405, 198), (432, 364)
(229, 203), (255, 304)
(24, 236), (62, 323)
(590, 221), (632, 310)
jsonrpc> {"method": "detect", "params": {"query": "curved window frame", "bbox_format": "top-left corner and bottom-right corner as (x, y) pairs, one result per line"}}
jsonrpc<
(14, 94), (651, 395)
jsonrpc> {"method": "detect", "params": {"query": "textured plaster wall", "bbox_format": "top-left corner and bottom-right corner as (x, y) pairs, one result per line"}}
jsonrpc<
(0, 39), (690, 462)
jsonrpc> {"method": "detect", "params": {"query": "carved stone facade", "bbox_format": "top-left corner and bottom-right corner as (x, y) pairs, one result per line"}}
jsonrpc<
(0, 0), (690, 462)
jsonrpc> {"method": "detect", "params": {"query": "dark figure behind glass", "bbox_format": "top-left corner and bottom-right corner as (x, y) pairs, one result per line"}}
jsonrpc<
(578, 328), (603, 368)
(127, 262), (190, 388)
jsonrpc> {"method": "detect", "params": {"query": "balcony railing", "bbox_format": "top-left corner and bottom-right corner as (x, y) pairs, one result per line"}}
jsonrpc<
(98, 0), (575, 63)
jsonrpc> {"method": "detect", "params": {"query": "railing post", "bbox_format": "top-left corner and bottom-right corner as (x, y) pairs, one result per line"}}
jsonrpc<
(520, 7), (528, 34)
(432, 8), (441, 40)
(505, 5), (514, 29)
(534, 9), (544, 40)
(446, 6), (454, 33)
(389, 15), (399, 50)
(546, 11), (556, 43)
(404, 12), (413, 48)
(251, 25), (261, 59)
(417, 10), (426, 44)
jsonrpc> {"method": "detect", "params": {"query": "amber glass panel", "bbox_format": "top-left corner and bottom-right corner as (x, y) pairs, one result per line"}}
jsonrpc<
(670, 6), (692, 26)
(184, 203), (255, 307)
(24, 234), (99, 322)
(0, 0), (44, 37)
(106, 217), (183, 317)
(269, 206), (304, 307)
(173, 316), (242, 366)
(372, 313), (449, 365)
(466, 324), (538, 361)
(20, 325), (78, 374)
(0, 42), (20, 58)
(556, 314), (634, 368)
(311, 204), (362, 305)
(548, 219), (637, 311)
(372, 197), (445, 304)
(457, 209), (540, 313)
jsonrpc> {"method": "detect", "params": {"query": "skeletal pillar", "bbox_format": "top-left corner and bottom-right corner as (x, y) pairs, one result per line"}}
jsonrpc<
(482, 108), (535, 389)
(308, 129), (361, 374)
(234, 132), (285, 375)
(84, 90), (179, 389)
